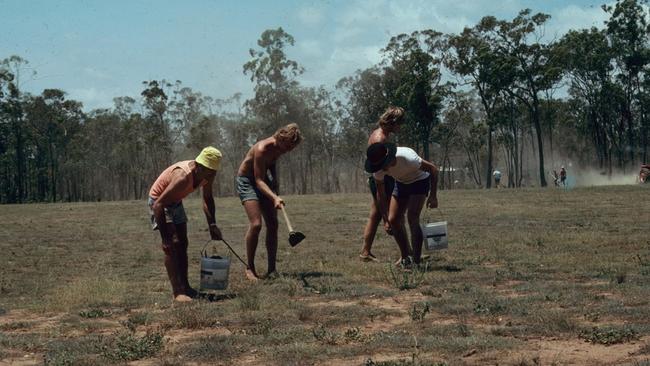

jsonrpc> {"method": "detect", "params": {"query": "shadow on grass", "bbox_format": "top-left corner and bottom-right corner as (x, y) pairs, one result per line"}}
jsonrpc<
(418, 257), (463, 273)
(282, 271), (344, 294)
(196, 292), (237, 302)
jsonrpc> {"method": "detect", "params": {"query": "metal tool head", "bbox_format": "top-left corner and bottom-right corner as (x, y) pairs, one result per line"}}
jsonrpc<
(288, 231), (306, 247)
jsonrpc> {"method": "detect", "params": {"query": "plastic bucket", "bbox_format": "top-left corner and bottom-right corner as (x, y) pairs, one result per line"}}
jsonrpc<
(200, 254), (231, 291)
(421, 221), (448, 250)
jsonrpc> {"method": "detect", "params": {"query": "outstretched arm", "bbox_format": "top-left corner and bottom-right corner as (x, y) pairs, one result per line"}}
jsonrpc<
(202, 177), (222, 240)
(420, 160), (439, 208)
(253, 147), (283, 208)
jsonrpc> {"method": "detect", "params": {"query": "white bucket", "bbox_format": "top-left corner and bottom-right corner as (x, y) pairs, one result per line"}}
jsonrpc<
(200, 255), (231, 290)
(421, 221), (448, 250)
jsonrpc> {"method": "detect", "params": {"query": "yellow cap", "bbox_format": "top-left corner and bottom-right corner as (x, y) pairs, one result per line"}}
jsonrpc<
(195, 147), (222, 171)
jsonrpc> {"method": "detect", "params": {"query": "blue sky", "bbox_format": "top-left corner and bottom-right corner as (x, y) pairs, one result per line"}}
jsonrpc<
(1, 0), (611, 111)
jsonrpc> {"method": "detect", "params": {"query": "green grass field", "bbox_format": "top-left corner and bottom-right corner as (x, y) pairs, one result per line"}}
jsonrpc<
(1, 186), (649, 365)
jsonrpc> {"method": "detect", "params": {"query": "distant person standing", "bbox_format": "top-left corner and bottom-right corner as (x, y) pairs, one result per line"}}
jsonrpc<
(236, 123), (303, 281)
(360, 106), (404, 262)
(365, 142), (439, 268)
(148, 147), (223, 302)
(560, 166), (567, 187)
(492, 169), (502, 188)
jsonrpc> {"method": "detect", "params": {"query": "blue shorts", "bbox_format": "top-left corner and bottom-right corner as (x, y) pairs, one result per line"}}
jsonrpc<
(393, 177), (430, 198)
(147, 196), (187, 230)
(235, 176), (271, 203)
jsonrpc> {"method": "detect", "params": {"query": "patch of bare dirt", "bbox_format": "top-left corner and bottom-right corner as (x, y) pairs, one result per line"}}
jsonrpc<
(471, 336), (650, 365)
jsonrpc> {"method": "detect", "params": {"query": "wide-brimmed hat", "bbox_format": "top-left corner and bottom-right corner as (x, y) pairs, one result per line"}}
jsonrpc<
(365, 142), (397, 173)
(196, 146), (222, 171)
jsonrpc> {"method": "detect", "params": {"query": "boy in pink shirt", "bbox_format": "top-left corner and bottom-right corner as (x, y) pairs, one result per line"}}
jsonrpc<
(148, 147), (223, 302)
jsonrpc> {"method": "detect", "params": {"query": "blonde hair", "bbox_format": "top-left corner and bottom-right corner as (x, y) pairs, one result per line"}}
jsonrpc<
(273, 123), (303, 145)
(378, 106), (405, 130)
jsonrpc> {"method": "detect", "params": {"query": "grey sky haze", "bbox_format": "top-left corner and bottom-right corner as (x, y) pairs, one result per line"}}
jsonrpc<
(1, 0), (610, 111)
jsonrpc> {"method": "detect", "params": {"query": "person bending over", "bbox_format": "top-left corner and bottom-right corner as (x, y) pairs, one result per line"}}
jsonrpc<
(148, 147), (223, 302)
(236, 123), (303, 280)
(365, 142), (439, 267)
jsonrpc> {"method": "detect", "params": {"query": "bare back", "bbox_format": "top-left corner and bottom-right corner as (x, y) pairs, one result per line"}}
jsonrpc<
(368, 127), (390, 146)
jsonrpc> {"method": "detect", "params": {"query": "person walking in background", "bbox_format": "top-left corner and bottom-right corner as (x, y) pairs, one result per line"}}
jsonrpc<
(148, 147), (223, 302)
(560, 166), (567, 187)
(360, 106), (405, 262)
(492, 169), (502, 188)
(236, 123), (303, 281)
(365, 142), (439, 268)
(551, 170), (559, 187)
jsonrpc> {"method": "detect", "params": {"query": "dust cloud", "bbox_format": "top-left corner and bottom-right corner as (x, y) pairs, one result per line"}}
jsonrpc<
(571, 169), (640, 187)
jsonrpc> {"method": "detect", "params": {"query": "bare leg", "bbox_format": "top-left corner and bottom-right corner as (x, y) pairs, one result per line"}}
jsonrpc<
(260, 198), (278, 277)
(388, 195), (411, 260)
(243, 200), (263, 281)
(160, 223), (191, 302)
(406, 195), (427, 264)
(175, 223), (197, 297)
(361, 197), (382, 258)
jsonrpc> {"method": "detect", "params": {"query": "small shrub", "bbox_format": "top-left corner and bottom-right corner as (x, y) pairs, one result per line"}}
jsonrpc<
(0, 321), (32, 331)
(101, 330), (164, 362)
(312, 325), (339, 345)
(236, 289), (261, 311)
(387, 263), (428, 290)
(473, 300), (505, 315)
(78, 309), (108, 319)
(364, 356), (446, 366)
(409, 302), (431, 322)
(343, 327), (366, 343)
(167, 302), (223, 329)
(121, 312), (153, 331)
(176, 334), (240, 361)
(579, 326), (639, 345)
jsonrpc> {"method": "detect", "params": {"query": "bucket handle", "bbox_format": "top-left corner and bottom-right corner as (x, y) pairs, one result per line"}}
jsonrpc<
(424, 207), (445, 223)
(202, 239), (249, 269)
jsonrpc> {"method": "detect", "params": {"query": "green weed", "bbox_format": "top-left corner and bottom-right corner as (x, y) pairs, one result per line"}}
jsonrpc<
(78, 309), (109, 319)
(386, 263), (428, 290)
(409, 301), (431, 322)
(579, 326), (639, 345)
(0, 321), (32, 331)
(101, 329), (164, 362)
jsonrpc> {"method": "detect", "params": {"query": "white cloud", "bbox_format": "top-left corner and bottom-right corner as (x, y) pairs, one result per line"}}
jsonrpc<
(301, 44), (384, 87)
(83, 67), (111, 80)
(67, 87), (121, 111)
(297, 5), (325, 26)
(546, 4), (609, 40)
(298, 39), (324, 58)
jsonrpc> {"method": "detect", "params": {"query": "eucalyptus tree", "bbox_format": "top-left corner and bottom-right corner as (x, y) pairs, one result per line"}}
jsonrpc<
(243, 27), (304, 135)
(23, 89), (83, 201)
(603, 0), (650, 165)
(381, 30), (450, 160)
(479, 10), (563, 187)
(336, 67), (390, 187)
(446, 25), (512, 188)
(0, 56), (31, 202)
(556, 28), (620, 172)
(140, 80), (174, 180)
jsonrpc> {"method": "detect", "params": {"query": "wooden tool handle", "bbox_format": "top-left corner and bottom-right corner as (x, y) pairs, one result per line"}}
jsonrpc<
(280, 205), (294, 232)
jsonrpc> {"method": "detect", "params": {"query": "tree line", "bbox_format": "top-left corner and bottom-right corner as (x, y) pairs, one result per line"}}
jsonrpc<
(1, 0), (649, 203)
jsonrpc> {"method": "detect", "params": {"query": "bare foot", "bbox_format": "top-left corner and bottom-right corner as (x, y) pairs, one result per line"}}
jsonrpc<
(174, 294), (192, 302)
(245, 269), (260, 281)
(359, 252), (379, 262)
